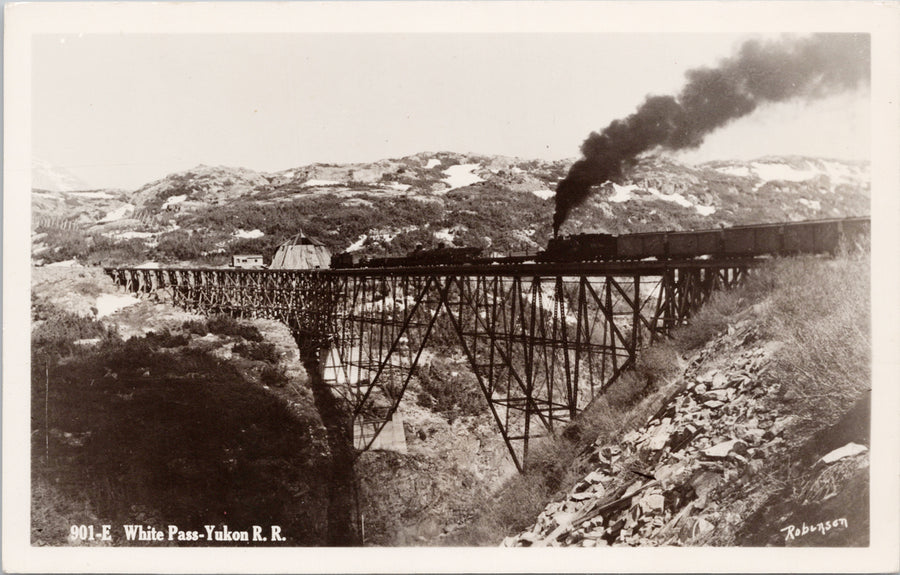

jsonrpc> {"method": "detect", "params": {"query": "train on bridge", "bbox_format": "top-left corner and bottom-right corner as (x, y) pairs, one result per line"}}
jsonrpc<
(331, 216), (870, 269)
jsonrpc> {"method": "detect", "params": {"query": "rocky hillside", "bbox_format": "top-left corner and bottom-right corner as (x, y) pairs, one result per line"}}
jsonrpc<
(504, 324), (867, 547)
(500, 254), (870, 548)
(32, 153), (869, 266)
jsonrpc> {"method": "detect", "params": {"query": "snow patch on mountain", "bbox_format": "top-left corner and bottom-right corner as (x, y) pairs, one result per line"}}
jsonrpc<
(161, 194), (188, 210)
(532, 189), (555, 200)
(385, 182), (411, 192)
(432, 224), (468, 245)
(819, 160), (869, 186)
(234, 229), (265, 239)
(304, 179), (341, 187)
(714, 165), (752, 178)
(46, 259), (82, 268)
(751, 162), (819, 182)
(346, 235), (368, 252)
(99, 204), (135, 223)
(342, 198), (375, 208)
(425, 158), (442, 169)
(110, 231), (155, 240)
(433, 228), (456, 244)
(71, 191), (117, 200)
(608, 181), (715, 216)
(609, 183), (638, 203)
(95, 293), (140, 318)
(645, 186), (693, 209)
(442, 164), (483, 191)
(799, 198), (822, 210)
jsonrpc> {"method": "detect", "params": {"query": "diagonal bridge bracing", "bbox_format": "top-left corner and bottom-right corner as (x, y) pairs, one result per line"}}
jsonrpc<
(106, 260), (753, 471)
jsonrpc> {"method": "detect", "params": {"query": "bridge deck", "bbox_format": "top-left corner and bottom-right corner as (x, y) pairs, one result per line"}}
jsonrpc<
(111, 256), (764, 278)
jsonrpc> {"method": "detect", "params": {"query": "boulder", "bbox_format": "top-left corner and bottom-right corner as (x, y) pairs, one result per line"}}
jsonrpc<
(710, 372), (729, 389)
(820, 442), (868, 464)
(702, 439), (747, 459)
(693, 517), (715, 538)
(690, 470), (722, 500)
(646, 420), (674, 451)
(639, 492), (666, 514)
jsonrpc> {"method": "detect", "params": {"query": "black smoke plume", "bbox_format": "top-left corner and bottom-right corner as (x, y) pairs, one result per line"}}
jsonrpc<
(553, 34), (870, 235)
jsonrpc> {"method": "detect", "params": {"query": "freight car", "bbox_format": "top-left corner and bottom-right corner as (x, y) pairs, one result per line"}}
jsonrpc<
(332, 245), (483, 268)
(406, 245), (483, 266)
(330, 217), (868, 269)
(330, 252), (363, 268)
(611, 216), (869, 260)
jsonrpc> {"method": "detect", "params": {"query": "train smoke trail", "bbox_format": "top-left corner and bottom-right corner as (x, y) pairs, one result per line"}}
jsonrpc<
(553, 33), (870, 235)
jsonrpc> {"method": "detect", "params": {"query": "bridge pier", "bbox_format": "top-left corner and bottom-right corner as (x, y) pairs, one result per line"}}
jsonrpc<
(293, 333), (361, 546)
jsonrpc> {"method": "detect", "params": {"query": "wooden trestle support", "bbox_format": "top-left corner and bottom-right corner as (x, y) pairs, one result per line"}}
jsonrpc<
(105, 261), (752, 471)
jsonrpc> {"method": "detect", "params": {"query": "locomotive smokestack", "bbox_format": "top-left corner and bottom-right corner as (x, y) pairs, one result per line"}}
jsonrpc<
(552, 33), (870, 235)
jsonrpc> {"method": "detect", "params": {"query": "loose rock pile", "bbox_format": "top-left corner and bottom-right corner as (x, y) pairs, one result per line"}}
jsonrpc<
(503, 320), (797, 547)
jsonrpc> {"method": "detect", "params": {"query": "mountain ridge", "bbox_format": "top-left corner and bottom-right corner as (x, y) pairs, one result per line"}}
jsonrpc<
(31, 152), (870, 267)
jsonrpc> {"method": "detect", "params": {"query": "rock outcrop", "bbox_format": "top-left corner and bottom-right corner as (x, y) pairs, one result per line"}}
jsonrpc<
(503, 319), (841, 547)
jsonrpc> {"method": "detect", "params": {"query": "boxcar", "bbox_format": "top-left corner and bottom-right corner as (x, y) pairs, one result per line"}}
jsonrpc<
(615, 232), (667, 259)
(331, 252), (363, 268)
(782, 220), (822, 253)
(667, 230), (723, 257)
(840, 217), (871, 247)
(720, 223), (784, 256)
(406, 246), (483, 265)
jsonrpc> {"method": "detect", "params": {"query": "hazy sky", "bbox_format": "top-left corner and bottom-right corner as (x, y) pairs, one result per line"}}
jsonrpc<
(32, 33), (871, 190)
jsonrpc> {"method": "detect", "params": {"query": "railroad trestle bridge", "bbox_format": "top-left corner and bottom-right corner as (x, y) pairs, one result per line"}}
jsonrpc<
(106, 259), (754, 470)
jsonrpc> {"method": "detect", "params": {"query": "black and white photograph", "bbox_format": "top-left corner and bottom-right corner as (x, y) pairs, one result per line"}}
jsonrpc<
(4, 1), (899, 572)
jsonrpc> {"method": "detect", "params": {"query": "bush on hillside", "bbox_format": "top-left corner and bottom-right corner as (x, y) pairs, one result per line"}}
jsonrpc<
(143, 328), (190, 348)
(415, 359), (485, 419)
(260, 364), (290, 387)
(232, 341), (280, 363)
(154, 230), (216, 261)
(31, 304), (119, 360)
(759, 255), (870, 425)
(182, 314), (263, 341)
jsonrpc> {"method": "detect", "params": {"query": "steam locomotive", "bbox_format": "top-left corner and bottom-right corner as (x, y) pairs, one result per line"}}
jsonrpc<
(330, 217), (869, 269)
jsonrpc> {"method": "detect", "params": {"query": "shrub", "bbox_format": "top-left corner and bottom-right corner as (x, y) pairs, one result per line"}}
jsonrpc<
(671, 264), (777, 351)
(183, 315), (263, 341)
(758, 255), (870, 424)
(181, 319), (209, 336)
(144, 328), (190, 348)
(260, 364), (290, 387)
(415, 360), (485, 418)
(32, 304), (118, 360)
(154, 230), (214, 261)
(206, 315), (263, 341)
(233, 341), (280, 363)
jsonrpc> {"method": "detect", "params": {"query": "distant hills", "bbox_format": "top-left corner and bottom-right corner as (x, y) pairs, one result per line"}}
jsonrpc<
(31, 152), (870, 266)
(32, 158), (91, 193)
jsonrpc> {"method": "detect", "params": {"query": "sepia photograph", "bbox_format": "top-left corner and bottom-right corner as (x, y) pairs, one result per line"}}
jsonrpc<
(4, 1), (899, 572)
